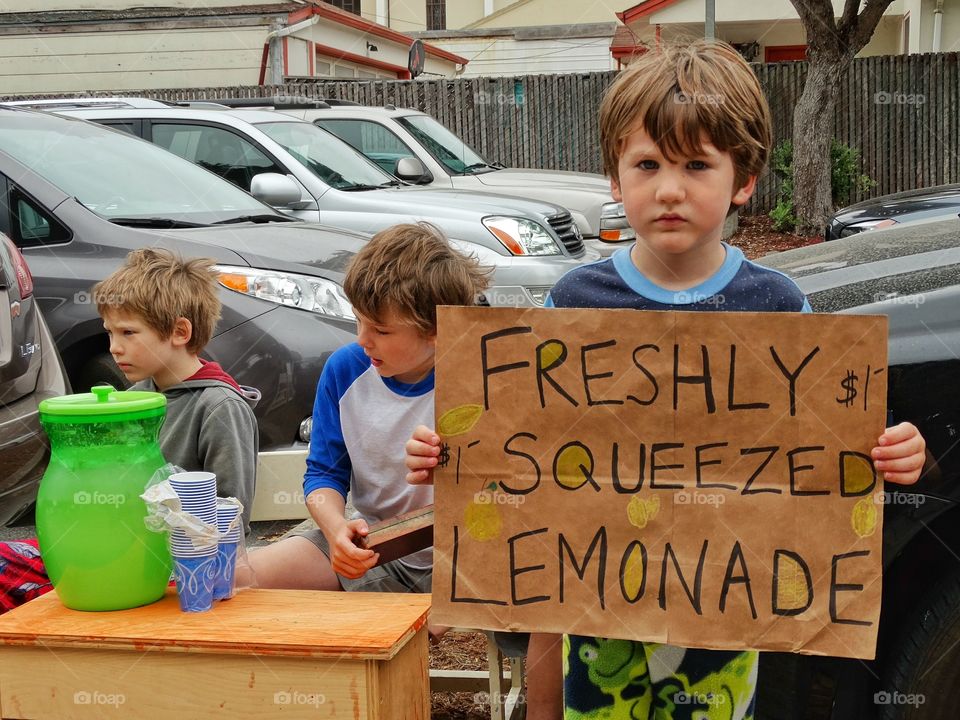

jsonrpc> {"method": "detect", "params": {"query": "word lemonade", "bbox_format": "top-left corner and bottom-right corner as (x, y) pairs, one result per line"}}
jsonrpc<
(432, 307), (889, 659)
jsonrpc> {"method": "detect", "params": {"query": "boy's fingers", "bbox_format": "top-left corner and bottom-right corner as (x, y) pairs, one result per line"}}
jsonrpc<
(872, 436), (925, 460)
(405, 453), (438, 472)
(406, 469), (433, 485)
(874, 456), (923, 473)
(877, 422), (921, 446)
(412, 425), (440, 445)
(405, 438), (440, 458)
(882, 470), (920, 486)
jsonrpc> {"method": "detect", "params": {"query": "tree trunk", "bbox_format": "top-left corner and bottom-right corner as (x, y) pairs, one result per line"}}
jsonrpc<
(791, 58), (844, 236)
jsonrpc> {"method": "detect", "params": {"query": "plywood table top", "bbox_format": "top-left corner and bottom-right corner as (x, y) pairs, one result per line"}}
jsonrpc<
(0, 589), (431, 661)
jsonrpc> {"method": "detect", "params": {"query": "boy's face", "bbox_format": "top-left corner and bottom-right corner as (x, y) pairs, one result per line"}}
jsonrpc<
(102, 310), (186, 389)
(611, 127), (756, 263)
(355, 308), (436, 384)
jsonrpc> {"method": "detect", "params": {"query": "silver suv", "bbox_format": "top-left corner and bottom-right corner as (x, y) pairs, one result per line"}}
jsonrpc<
(269, 102), (633, 257)
(43, 101), (597, 307)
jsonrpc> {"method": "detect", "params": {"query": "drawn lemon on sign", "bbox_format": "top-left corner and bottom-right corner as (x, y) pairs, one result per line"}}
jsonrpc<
(554, 444), (594, 489)
(621, 542), (647, 600)
(842, 453), (876, 495)
(775, 553), (810, 612)
(437, 404), (483, 437)
(851, 496), (878, 538)
(464, 500), (501, 541)
(539, 340), (566, 370)
(627, 495), (661, 529)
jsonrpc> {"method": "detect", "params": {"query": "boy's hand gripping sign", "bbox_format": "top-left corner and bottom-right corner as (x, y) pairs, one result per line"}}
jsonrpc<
(432, 307), (888, 659)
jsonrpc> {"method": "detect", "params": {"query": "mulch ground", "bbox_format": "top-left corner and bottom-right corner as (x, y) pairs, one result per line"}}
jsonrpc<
(427, 215), (822, 719)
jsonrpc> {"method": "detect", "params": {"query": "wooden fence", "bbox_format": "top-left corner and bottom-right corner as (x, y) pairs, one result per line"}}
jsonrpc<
(27, 52), (960, 214)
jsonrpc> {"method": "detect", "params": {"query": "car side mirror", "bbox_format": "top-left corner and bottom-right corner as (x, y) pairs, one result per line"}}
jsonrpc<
(394, 157), (433, 185)
(250, 173), (302, 207)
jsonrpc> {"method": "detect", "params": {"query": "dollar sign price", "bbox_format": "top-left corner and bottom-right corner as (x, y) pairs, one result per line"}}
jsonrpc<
(437, 443), (451, 469)
(837, 370), (859, 407)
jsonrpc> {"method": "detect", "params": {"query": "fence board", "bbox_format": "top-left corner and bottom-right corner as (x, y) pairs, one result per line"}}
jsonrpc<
(8, 53), (957, 214)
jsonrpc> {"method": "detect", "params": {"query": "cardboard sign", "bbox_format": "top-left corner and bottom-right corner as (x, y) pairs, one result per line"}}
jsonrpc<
(432, 307), (888, 659)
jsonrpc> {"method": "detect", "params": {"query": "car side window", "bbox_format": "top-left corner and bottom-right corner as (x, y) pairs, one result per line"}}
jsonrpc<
(150, 123), (284, 192)
(9, 191), (70, 248)
(99, 121), (140, 137)
(316, 119), (416, 175)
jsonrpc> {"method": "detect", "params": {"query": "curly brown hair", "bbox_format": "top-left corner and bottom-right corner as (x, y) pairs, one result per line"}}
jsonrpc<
(344, 223), (491, 334)
(600, 39), (772, 190)
(92, 247), (221, 353)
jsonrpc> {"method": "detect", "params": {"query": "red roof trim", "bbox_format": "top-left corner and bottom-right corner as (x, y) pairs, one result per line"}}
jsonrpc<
(314, 42), (410, 79)
(611, 46), (648, 59)
(293, 3), (468, 65)
(617, 0), (681, 24)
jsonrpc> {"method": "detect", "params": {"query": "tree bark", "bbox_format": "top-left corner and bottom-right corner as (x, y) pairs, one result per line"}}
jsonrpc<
(791, 58), (844, 235)
(787, 0), (894, 235)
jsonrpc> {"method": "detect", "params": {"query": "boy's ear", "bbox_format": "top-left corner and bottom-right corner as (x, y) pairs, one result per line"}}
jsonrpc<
(171, 317), (193, 348)
(732, 175), (758, 207)
(610, 175), (622, 202)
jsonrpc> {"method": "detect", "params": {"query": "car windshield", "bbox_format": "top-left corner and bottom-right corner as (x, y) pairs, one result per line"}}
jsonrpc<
(0, 112), (274, 223)
(396, 115), (492, 175)
(256, 121), (395, 190)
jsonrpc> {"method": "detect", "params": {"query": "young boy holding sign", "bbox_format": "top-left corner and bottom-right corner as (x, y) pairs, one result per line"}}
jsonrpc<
(405, 40), (927, 718)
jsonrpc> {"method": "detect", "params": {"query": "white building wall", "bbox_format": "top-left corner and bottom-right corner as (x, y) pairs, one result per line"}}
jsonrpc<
(431, 35), (615, 77)
(0, 25), (267, 95)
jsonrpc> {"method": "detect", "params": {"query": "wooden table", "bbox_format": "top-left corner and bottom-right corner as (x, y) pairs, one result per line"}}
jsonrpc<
(0, 588), (431, 719)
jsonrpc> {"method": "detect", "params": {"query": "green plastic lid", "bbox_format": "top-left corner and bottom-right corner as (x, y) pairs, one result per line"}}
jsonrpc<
(39, 385), (166, 422)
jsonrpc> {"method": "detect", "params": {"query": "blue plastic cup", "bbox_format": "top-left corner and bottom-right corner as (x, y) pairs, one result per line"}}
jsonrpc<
(213, 541), (238, 601)
(172, 554), (217, 612)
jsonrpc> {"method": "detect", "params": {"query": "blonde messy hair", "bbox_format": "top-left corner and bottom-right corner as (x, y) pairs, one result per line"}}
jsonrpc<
(600, 39), (772, 189)
(93, 248), (221, 353)
(344, 223), (491, 334)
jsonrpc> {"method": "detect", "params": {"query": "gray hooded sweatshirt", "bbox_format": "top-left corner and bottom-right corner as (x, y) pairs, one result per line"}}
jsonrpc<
(134, 362), (260, 534)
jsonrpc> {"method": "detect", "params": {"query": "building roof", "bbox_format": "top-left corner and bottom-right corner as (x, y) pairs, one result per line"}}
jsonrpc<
(291, 1), (468, 66)
(617, 0), (682, 24)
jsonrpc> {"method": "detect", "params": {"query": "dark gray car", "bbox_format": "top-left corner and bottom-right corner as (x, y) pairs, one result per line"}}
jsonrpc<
(757, 217), (960, 720)
(0, 234), (69, 525)
(0, 108), (365, 507)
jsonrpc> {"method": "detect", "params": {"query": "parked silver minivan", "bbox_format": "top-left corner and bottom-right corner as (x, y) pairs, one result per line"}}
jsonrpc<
(45, 101), (598, 307)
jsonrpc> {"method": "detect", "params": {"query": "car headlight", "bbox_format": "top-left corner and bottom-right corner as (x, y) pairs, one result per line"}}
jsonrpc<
(599, 202), (636, 242)
(483, 216), (561, 256)
(215, 265), (355, 320)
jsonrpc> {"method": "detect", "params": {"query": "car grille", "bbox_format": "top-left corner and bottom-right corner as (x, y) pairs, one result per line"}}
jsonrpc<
(547, 212), (585, 257)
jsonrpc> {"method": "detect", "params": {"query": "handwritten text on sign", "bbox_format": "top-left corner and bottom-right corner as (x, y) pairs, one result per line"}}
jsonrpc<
(432, 307), (888, 659)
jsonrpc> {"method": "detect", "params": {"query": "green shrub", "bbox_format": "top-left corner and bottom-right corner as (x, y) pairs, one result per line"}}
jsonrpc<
(768, 140), (875, 232)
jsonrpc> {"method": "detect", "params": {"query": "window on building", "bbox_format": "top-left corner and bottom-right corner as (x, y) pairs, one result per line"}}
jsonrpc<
(327, 0), (361, 15)
(426, 0), (446, 30)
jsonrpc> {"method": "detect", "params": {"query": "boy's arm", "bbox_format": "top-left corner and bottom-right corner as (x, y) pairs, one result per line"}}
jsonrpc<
(405, 424), (441, 485)
(198, 396), (258, 534)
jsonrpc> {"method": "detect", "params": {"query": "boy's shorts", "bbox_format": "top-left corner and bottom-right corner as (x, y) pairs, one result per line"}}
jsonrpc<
(298, 528), (432, 593)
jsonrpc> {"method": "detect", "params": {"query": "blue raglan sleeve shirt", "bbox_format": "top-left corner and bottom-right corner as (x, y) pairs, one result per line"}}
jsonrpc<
(302, 347), (355, 501)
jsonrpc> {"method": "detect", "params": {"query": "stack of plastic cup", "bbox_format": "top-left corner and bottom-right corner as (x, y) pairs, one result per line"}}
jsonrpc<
(168, 471), (218, 612)
(214, 500), (242, 601)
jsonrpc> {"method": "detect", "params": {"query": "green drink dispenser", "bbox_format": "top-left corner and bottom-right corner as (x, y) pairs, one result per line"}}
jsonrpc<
(36, 386), (173, 611)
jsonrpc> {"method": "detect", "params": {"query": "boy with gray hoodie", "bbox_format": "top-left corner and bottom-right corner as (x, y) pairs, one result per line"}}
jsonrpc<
(94, 248), (260, 533)
(0, 249), (259, 615)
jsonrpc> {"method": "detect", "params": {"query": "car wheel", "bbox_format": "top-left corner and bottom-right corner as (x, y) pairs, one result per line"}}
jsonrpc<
(74, 353), (129, 393)
(879, 567), (960, 719)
